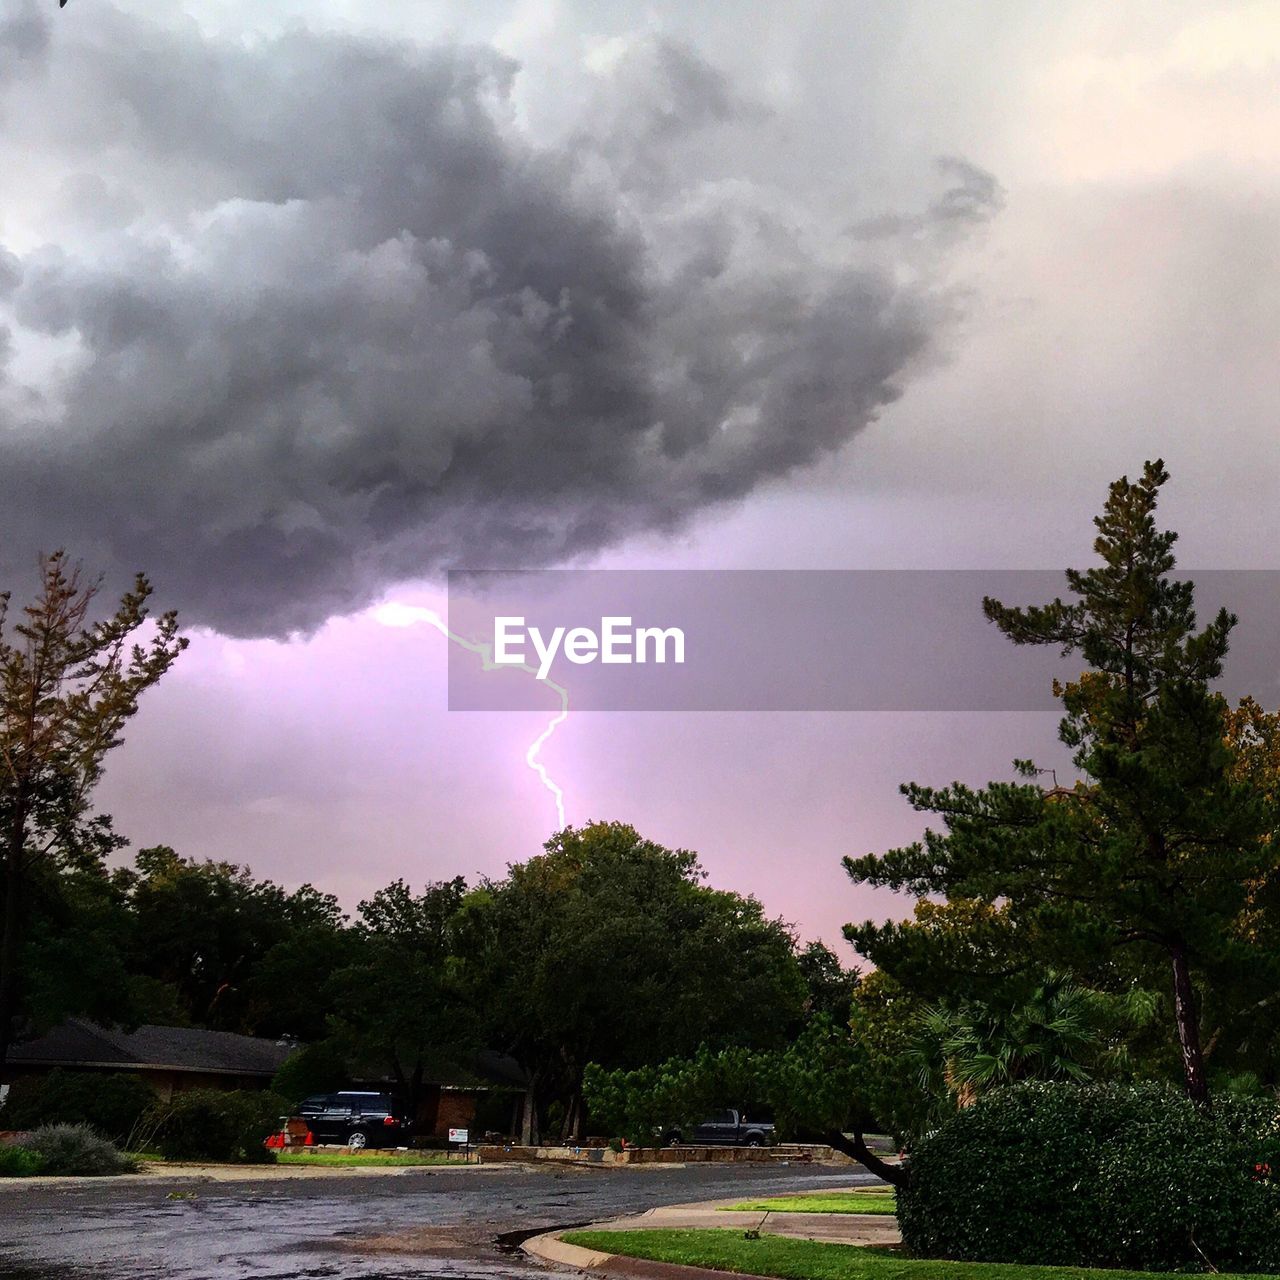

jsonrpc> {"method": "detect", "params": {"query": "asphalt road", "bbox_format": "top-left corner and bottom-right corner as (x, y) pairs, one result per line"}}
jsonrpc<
(0, 1163), (878, 1280)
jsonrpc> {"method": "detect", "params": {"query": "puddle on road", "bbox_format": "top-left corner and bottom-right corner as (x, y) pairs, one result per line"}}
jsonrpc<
(313, 1219), (594, 1277)
(324, 1228), (478, 1257)
(312, 1221), (571, 1272)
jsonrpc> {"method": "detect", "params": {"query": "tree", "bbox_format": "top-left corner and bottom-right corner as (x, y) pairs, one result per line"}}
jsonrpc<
(271, 1040), (350, 1109)
(475, 821), (806, 1141)
(1196, 697), (1280, 1086)
(840, 898), (1035, 1004)
(797, 940), (858, 1025)
(587, 978), (1137, 1184)
(20, 855), (139, 1035)
(847, 969), (937, 1141)
(0, 554), (185, 1064)
(583, 1018), (906, 1185)
(583, 1044), (760, 1149)
(327, 878), (477, 1120)
(124, 847), (347, 1033)
(759, 1018), (903, 1182)
(846, 462), (1276, 1106)
(245, 917), (357, 1041)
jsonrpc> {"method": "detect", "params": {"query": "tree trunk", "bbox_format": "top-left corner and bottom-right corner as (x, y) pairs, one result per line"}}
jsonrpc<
(1169, 940), (1210, 1107)
(520, 1080), (537, 1146)
(562, 1088), (585, 1142)
(824, 1129), (908, 1188)
(560, 1068), (585, 1142)
(560, 1092), (577, 1142)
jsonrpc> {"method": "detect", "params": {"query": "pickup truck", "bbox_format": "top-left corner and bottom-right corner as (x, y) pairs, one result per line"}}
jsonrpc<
(664, 1109), (774, 1147)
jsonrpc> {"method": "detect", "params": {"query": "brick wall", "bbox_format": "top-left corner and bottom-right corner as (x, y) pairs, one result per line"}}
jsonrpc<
(434, 1090), (476, 1137)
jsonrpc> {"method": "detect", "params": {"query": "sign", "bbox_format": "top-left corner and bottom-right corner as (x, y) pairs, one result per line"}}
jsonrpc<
(448, 1128), (469, 1145)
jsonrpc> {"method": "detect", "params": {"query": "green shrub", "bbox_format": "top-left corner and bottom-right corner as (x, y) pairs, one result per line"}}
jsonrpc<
(900, 1082), (1280, 1273)
(149, 1089), (285, 1163)
(0, 1071), (156, 1144)
(0, 1145), (44, 1177)
(23, 1124), (137, 1176)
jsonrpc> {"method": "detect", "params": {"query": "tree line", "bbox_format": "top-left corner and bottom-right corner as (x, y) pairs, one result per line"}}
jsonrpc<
(12, 825), (855, 1140)
(8, 788), (849, 1139)
(6, 460), (1280, 1157)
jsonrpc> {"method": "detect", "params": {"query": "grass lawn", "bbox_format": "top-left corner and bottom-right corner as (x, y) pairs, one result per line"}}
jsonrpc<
(275, 1151), (464, 1168)
(560, 1230), (1279, 1280)
(722, 1191), (897, 1215)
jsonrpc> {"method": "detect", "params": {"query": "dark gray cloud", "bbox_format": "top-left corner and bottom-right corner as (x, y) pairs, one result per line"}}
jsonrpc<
(0, 3), (998, 635)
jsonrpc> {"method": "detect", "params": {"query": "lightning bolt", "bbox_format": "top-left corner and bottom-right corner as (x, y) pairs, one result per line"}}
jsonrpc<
(372, 602), (568, 829)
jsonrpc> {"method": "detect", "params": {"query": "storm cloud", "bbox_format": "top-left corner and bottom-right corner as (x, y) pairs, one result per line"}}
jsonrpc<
(0, 2), (999, 635)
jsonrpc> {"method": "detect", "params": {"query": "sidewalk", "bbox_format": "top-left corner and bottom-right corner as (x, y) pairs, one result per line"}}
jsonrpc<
(524, 1187), (901, 1272)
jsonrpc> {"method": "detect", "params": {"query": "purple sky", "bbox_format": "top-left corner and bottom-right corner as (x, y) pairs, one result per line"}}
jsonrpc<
(5, 0), (1280, 958)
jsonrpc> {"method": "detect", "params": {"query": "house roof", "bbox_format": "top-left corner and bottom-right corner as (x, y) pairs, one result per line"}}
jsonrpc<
(9, 1020), (529, 1091)
(7, 1019), (296, 1078)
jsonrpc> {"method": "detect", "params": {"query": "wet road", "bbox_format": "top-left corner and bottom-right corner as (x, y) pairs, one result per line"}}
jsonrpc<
(0, 1163), (877, 1280)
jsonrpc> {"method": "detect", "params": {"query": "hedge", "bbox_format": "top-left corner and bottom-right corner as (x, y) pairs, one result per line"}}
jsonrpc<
(900, 1082), (1280, 1274)
(148, 1089), (285, 1163)
(0, 1070), (155, 1145)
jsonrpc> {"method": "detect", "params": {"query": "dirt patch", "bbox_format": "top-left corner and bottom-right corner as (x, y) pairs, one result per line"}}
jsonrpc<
(329, 1226), (484, 1256)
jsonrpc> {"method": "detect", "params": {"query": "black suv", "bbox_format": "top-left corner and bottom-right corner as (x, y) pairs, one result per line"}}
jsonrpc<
(296, 1092), (412, 1149)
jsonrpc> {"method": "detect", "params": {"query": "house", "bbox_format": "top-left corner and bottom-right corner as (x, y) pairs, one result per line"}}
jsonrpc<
(3, 1019), (529, 1140)
(346, 1048), (529, 1140)
(1, 1019), (296, 1099)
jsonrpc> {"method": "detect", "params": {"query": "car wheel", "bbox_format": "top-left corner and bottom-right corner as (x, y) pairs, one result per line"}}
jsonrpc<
(745, 1136), (762, 1147)
(347, 1131), (368, 1150)
(667, 1134), (681, 1147)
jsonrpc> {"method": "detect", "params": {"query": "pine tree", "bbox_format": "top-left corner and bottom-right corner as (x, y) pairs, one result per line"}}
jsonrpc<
(846, 462), (1275, 1106)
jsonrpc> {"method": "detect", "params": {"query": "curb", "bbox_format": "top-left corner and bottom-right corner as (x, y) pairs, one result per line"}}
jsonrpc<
(524, 1230), (617, 1269)
(521, 1187), (899, 1275)
(522, 1231), (739, 1280)
(522, 1219), (899, 1274)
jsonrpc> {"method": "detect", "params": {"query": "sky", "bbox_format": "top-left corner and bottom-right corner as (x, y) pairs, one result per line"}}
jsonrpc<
(1, 0), (1277, 954)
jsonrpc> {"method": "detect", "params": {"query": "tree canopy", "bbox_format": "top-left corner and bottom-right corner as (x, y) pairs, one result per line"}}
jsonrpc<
(471, 820), (807, 1140)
